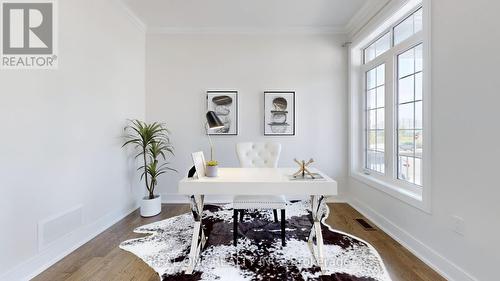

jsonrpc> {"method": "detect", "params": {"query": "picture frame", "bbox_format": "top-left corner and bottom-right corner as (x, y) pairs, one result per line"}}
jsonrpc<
(264, 91), (295, 136)
(191, 151), (206, 179)
(206, 91), (238, 135)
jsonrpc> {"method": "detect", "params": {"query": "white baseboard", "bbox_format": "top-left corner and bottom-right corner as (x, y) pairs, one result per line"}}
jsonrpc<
(0, 203), (139, 281)
(161, 193), (190, 203)
(326, 195), (348, 203)
(349, 198), (478, 281)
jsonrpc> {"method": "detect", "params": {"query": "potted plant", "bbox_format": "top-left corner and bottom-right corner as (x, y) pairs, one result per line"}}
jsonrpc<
(206, 160), (219, 177)
(123, 120), (176, 217)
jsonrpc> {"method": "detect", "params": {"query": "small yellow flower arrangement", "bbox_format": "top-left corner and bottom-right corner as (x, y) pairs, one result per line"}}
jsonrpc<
(206, 160), (218, 166)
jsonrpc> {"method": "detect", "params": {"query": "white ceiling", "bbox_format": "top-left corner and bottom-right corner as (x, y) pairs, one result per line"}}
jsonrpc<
(122, 0), (385, 33)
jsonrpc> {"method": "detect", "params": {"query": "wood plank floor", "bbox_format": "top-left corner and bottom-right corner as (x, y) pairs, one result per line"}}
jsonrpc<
(33, 203), (445, 281)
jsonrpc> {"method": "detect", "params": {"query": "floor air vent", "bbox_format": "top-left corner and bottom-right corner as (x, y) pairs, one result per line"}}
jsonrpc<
(355, 218), (376, 231)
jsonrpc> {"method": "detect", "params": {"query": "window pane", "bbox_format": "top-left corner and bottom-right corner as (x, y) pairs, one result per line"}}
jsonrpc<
(415, 130), (423, 158)
(377, 130), (385, 152)
(415, 101), (423, 129)
(399, 103), (414, 129)
(368, 130), (377, 150)
(375, 32), (391, 56)
(367, 89), (376, 109)
(376, 152), (385, 173)
(398, 156), (415, 183)
(366, 64), (385, 174)
(371, 151), (378, 171)
(399, 75), (415, 104)
(366, 150), (374, 170)
(398, 130), (414, 156)
(364, 45), (376, 63)
(394, 15), (414, 45)
(376, 86), (385, 108)
(364, 32), (390, 64)
(414, 8), (423, 33)
(368, 110), (376, 129)
(367, 69), (376, 89)
(367, 151), (384, 173)
(415, 44), (423, 72)
(415, 72), (422, 100)
(397, 44), (424, 186)
(414, 158), (422, 186)
(377, 109), (385, 129)
(398, 48), (414, 78)
(374, 152), (382, 172)
(376, 64), (385, 87)
(407, 158), (415, 183)
(394, 8), (423, 46)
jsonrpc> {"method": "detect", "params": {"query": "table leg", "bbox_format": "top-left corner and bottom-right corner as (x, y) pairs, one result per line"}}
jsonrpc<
(186, 195), (205, 274)
(307, 195), (326, 273)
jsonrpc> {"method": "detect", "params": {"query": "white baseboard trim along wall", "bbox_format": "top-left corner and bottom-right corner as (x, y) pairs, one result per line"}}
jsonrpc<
(349, 198), (478, 281)
(0, 204), (139, 281)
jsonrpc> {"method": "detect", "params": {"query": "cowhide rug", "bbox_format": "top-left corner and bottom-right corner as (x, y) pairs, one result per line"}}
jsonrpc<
(120, 201), (391, 281)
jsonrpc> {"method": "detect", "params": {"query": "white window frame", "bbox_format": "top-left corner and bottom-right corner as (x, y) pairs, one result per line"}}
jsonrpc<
(364, 63), (386, 174)
(348, 0), (432, 213)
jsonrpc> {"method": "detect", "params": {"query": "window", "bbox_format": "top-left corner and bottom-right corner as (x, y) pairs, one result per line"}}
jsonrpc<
(397, 45), (423, 185)
(364, 32), (391, 63)
(366, 64), (385, 173)
(350, 3), (429, 210)
(394, 8), (422, 45)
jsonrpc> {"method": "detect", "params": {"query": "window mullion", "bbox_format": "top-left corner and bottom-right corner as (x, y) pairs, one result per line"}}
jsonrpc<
(385, 55), (395, 181)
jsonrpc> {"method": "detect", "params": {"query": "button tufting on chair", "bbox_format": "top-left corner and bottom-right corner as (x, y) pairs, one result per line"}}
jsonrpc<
(236, 142), (281, 168)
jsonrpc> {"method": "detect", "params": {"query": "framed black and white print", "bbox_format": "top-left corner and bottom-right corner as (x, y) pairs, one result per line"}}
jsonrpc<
(264, 91), (295, 136)
(206, 91), (238, 135)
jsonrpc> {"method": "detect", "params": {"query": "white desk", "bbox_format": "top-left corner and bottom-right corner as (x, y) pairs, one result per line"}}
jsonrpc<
(178, 167), (338, 274)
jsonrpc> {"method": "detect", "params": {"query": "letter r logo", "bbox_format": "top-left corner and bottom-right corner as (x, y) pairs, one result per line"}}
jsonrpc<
(2, 2), (53, 54)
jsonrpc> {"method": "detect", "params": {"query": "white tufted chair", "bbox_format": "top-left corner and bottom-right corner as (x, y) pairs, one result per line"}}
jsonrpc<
(233, 142), (287, 246)
(236, 142), (281, 168)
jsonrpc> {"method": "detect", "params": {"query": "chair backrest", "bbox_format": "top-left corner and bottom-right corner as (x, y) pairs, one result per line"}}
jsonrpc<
(236, 142), (281, 168)
(191, 151), (206, 179)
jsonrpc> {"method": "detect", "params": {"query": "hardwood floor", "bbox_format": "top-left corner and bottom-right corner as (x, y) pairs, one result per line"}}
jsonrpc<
(324, 204), (445, 281)
(33, 203), (445, 281)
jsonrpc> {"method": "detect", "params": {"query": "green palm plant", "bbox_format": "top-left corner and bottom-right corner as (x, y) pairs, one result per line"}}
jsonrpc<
(122, 120), (176, 199)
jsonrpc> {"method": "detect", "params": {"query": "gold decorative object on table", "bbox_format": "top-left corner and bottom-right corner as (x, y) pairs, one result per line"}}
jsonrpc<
(293, 158), (316, 179)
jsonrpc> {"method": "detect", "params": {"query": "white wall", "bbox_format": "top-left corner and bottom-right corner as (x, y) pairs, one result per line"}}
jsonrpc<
(348, 1), (500, 280)
(0, 0), (145, 279)
(4, 1), (495, 280)
(146, 33), (348, 202)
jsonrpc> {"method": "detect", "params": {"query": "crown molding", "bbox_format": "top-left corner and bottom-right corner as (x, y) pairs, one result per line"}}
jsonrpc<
(115, 0), (147, 33)
(345, 0), (391, 38)
(116, 0), (390, 36)
(146, 26), (347, 35)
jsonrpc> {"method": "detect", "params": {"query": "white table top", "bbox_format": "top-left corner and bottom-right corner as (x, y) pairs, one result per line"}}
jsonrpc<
(178, 167), (337, 196)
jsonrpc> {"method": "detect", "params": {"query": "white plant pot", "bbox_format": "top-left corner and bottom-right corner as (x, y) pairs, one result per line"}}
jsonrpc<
(206, 165), (218, 177)
(140, 194), (161, 217)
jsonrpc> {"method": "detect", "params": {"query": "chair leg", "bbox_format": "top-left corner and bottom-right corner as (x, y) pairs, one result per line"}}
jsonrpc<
(273, 209), (278, 222)
(233, 209), (238, 246)
(281, 209), (286, 246)
(239, 210), (244, 222)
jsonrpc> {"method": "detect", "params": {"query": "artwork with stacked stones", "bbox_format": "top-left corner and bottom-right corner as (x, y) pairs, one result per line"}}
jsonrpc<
(206, 91), (238, 135)
(264, 91), (295, 135)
